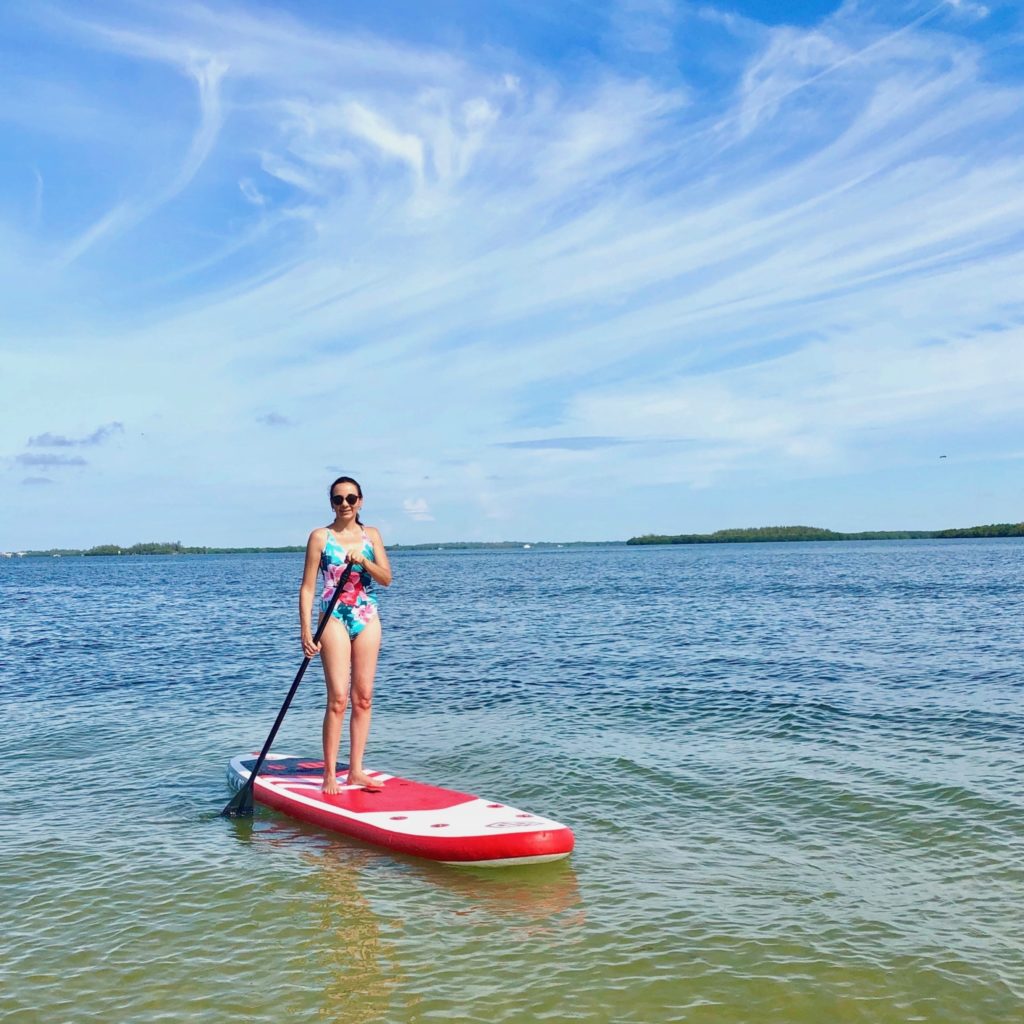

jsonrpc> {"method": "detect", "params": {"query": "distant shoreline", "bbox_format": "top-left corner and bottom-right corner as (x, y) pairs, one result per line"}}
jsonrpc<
(1, 540), (621, 558)
(2, 524), (1022, 558)
(626, 523), (1024, 544)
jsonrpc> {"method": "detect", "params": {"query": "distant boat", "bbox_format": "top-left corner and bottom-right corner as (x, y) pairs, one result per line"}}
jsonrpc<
(523, 544), (532, 549)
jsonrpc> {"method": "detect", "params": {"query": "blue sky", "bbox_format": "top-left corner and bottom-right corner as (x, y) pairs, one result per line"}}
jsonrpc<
(2, 0), (1023, 548)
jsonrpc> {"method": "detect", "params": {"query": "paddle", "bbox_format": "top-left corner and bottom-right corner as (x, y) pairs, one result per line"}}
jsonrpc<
(220, 561), (355, 818)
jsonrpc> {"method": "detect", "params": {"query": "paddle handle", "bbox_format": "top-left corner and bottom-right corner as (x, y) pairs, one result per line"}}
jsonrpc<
(221, 560), (354, 816)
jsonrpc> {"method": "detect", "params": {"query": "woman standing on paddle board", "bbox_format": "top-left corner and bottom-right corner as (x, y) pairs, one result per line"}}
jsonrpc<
(299, 476), (392, 794)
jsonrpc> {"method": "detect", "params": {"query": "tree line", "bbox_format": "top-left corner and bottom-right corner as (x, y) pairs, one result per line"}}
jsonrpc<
(627, 524), (1024, 544)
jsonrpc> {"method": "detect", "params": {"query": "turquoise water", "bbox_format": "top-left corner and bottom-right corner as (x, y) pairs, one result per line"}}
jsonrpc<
(1, 541), (1021, 1023)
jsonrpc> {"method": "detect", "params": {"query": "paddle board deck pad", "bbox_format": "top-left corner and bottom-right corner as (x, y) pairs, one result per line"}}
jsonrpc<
(227, 753), (575, 866)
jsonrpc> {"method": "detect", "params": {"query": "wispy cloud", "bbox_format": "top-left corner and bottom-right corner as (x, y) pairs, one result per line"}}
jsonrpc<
(17, 453), (88, 467)
(944, 0), (991, 21)
(403, 498), (434, 522)
(28, 422), (123, 446)
(496, 437), (630, 451)
(239, 178), (266, 206)
(57, 51), (227, 264)
(609, 0), (677, 55)
(256, 412), (291, 427)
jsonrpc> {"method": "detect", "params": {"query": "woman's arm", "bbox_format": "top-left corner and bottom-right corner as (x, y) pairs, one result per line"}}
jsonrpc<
(361, 526), (392, 587)
(299, 528), (324, 655)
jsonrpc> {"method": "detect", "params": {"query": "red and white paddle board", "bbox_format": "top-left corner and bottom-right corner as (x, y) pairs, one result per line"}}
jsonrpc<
(227, 753), (575, 867)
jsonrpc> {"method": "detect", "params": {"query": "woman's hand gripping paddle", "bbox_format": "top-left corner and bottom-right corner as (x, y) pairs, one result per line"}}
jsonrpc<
(221, 561), (354, 818)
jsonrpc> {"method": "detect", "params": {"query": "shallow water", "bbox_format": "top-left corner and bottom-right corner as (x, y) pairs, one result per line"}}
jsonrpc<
(1, 541), (1022, 1023)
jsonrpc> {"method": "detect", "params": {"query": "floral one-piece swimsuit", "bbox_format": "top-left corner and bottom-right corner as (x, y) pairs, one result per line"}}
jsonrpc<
(319, 529), (378, 639)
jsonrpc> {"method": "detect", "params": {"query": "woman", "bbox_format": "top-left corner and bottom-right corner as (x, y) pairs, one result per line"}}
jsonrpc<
(299, 476), (393, 794)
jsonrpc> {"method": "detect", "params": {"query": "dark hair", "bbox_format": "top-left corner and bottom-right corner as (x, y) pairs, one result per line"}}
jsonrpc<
(329, 475), (363, 525)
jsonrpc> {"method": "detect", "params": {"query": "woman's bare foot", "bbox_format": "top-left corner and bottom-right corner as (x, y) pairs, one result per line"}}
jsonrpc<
(346, 769), (384, 790)
(322, 773), (341, 795)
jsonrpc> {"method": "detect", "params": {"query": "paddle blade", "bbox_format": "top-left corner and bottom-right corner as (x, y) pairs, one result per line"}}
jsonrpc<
(220, 782), (254, 818)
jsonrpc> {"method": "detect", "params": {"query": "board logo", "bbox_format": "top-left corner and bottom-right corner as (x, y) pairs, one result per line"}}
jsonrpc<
(487, 821), (531, 829)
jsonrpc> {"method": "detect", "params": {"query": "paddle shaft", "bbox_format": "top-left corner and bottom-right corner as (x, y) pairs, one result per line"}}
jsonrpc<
(220, 560), (355, 817)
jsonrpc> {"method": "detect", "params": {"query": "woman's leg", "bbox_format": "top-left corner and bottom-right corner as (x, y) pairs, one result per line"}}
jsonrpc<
(347, 615), (383, 789)
(319, 615), (352, 794)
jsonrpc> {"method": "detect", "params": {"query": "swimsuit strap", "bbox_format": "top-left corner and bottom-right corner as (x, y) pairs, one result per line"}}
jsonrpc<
(320, 529), (342, 572)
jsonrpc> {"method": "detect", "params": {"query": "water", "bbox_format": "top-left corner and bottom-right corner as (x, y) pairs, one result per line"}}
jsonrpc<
(1, 541), (1021, 1023)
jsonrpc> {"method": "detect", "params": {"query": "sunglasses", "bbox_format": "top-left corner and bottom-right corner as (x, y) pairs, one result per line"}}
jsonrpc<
(331, 493), (360, 507)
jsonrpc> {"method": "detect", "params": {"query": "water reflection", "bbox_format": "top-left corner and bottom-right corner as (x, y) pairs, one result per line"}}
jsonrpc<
(244, 818), (583, 921)
(409, 859), (585, 934)
(305, 845), (408, 1024)
(230, 816), (585, 1020)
